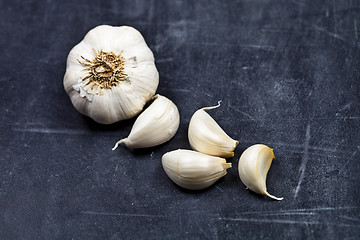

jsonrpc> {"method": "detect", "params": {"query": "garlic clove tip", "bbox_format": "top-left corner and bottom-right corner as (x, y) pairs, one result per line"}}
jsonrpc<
(112, 138), (127, 150)
(264, 191), (283, 201)
(222, 162), (232, 170)
(202, 100), (222, 111)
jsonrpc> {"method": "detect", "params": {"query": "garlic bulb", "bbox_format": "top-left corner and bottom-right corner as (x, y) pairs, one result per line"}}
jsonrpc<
(112, 94), (180, 149)
(238, 144), (283, 200)
(162, 149), (232, 190)
(188, 102), (238, 158)
(63, 25), (159, 124)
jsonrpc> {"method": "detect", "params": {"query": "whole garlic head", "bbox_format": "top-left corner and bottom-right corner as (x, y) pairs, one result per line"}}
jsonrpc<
(238, 144), (283, 200)
(112, 94), (180, 149)
(63, 25), (159, 124)
(162, 149), (232, 190)
(188, 102), (238, 158)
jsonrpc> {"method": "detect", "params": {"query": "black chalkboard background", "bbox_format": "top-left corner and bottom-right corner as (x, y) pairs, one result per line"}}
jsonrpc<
(0, 0), (359, 239)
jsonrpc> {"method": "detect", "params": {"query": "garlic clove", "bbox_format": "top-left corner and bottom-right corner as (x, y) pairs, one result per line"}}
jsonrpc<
(112, 94), (180, 149)
(188, 102), (238, 158)
(238, 144), (283, 200)
(162, 149), (232, 190)
(63, 25), (159, 124)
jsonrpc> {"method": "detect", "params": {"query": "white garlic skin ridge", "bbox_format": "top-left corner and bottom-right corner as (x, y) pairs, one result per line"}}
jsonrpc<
(162, 149), (232, 190)
(112, 94), (180, 149)
(63, 25), (159, 124)
(238, 144), (283, 200)
(188, 102), (238, 158)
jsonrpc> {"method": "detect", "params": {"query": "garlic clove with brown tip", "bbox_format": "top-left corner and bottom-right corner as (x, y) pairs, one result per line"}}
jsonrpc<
(112, 94), (180, 149)
(64, 25), (159, 124)
(162, 149), (232, 190)
(188, 102), (238, 158)
(238, 144), (283, 200)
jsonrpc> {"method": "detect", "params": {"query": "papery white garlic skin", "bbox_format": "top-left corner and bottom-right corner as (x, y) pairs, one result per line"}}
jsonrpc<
(162, 149), (232, 190)
(112, 94), (180, 149)
(63, 25), (159, 124)
(238, 144), (283, 200)
(188, 102), (238, 158)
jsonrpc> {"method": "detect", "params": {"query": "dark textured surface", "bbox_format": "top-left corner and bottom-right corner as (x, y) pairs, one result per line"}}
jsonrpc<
(1, 0), (360, 239)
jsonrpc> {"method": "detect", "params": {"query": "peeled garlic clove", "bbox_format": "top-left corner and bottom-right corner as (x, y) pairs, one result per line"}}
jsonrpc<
(63, 25), (159, 124)
(112, 94), (180, 149)
(238, 144), (283, 200)
(162, 149), (232, 190)
(188, 102), (238, 158)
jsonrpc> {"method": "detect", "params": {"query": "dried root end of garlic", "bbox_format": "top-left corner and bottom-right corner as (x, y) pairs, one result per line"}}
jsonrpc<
(188, 102), (238, 158)
(112, 94), (180, 149)
(162, 149), (232, 190)
(64, 25), (159, 124)
(238, 144), (283, 201)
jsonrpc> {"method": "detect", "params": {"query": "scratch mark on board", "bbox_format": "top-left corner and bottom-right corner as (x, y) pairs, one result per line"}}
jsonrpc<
(163, 88), (191, 93)
(202, 91), (213, 98)
(217, 217), (360, 227)
(332, 0), (338, 33)
(355, 19), (358, 39)
(283, 206), (359, 212)
(150, 151), (154, 161)
(12, 127), (88, 135)
(339, 146), (360, 173)
(147, 0), (155, 22)
(311, 24), (345, 42)
(340, 216), (360, 223)
(339, 102), (352, 111)
(219, 217), (320, 225)
(309, 152), (344, 159)
(113, 164), (119, 177)
(294, 123), (311, 199)
(272, 141), (349, 155)
(228, 105), (256, 121)
(336, 115), (360, 120)
(80, 210), (168, 218)
(215, 185), (224, 193)
(271, 142), (304, 149)
(188, 42), (276, 51)
(310, 145), (344, 154)
(236, 206), (360, 216)
(196, 221), (211, 239)
(260, 212), (315, 216)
